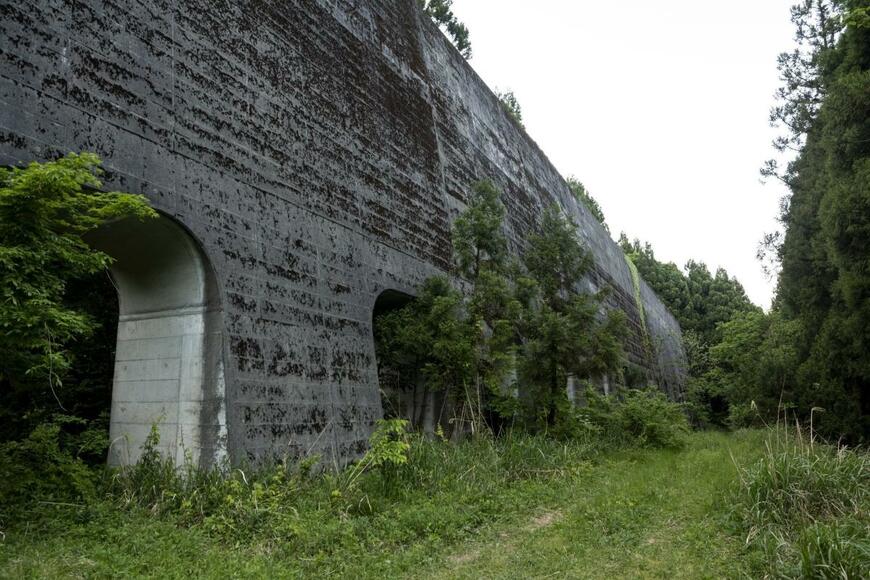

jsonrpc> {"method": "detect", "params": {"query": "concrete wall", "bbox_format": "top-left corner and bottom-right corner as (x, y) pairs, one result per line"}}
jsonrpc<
(0, 0), (686, 466)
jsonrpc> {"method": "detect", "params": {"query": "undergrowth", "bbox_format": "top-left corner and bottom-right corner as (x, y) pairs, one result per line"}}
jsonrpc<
(0, 391), (689, 543)
(729, 423), (869, 578)
(570, 388), (691, 449)
(7, 398), (864, 579)
(1, 421), (602, 574)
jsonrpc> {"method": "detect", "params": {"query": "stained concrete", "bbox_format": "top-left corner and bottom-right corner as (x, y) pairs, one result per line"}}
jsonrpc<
(0, 0), (687, 467)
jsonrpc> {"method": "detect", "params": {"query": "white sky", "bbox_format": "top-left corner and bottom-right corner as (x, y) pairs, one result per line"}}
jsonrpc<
(450, 0), (796, 309)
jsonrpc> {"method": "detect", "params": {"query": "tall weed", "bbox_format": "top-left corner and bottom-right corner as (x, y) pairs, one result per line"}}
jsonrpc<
(729, 423), (869, 578)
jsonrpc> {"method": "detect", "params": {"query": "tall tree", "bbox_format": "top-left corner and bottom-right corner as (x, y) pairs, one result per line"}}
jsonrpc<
(520, 206), (626, 427)
(732, 0), (870, 441)
(767, 0), (869, 441)
(376, 181), (517, 434)
(452, 181), (520, 427)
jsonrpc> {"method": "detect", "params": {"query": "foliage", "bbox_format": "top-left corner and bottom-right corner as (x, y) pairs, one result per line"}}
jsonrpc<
(729, 426), (869, 578)
(0, 154), (155, 430)
(364, 419), (412, 470)
(620, 234), (759, 348)
(452, 181), (523, 428)
(344, 419), (411, 492)
(453, 180), (508, 281)
(1, 431), (772, 578)
(496, 90), (523, 126)
(617, 233), (770, 427)
(377, 184), (628, 434)
(579, 388), (690, 449)
(437, 430), (767, 578)
(712, 312), (804, 428)
(566, 176), (608, 232)
(419, 0), (471, 59)
(624, 254), (649, 344)
(764, 0), (844, 171)
(374, 276), (475, 413)
(0, 416), (105, 527)
(1, 427), (607, 575)
(752, 0), (870, 443)
(524, 206), (592, 307)
(519, 206), (626, 428)
(376, 182), (522, 433)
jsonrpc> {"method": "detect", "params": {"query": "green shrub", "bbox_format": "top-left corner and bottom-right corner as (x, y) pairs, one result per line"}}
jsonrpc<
(579, 388), (690, 449)
(727, 401), (767, 430)
(339, 418), (411, 498)
(0, 418), (101, 522)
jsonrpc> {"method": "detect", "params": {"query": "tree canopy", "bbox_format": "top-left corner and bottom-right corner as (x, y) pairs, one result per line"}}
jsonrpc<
(763, 0), (869, 441)
(0, 154), (156, 393)
(618, 234), (758, 346)
(419, 0), (471, 59)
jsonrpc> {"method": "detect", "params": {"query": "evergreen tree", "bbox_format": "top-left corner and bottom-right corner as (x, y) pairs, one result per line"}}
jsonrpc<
(520, 206), (626, 427)
(453, 181), (521, 427)
(764, 0), (870, 441)
(374, 276), (475, 419)
(496, 90), (523, 126)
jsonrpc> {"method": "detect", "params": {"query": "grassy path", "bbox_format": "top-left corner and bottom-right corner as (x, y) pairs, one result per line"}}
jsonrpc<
(435, 431), (763, 579)
(0, 432), (764, 579)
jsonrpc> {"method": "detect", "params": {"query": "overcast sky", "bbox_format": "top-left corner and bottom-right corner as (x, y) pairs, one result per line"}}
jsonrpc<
(450, 0), (797, 309)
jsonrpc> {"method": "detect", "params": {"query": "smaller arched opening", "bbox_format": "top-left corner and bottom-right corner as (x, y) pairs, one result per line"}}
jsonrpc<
(87, 214), (226, 468)
(371, 289), (451, 435)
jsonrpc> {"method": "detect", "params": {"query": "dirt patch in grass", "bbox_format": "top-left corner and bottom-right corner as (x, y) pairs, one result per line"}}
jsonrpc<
(525, 510), (562, 532)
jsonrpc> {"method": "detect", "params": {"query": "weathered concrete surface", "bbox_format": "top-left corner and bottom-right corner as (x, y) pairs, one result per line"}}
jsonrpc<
(0, 0), (686, 466)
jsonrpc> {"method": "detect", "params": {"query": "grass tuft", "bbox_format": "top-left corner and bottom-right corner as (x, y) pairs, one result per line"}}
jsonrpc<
(729, 424), (869, 578)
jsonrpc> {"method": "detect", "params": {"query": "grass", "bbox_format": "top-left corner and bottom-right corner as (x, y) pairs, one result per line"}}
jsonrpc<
(0, 432), (603, 578)
(728, 425), (870, 578)
(0, 429), (865, 579)
(437, 430), (766, 579)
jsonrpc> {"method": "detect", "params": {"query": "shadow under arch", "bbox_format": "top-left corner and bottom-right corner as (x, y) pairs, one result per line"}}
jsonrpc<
(371, 288), (450, 434)
(86, 212), (226, 468)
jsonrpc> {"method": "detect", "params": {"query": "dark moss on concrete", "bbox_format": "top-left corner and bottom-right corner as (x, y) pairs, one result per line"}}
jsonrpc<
(0, 0), (686, 465)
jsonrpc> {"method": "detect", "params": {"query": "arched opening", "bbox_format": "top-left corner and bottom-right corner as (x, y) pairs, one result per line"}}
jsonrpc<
(371, 289), (450, 435)
(86, 214), (226, 468)
(372, 290), (416, 421)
